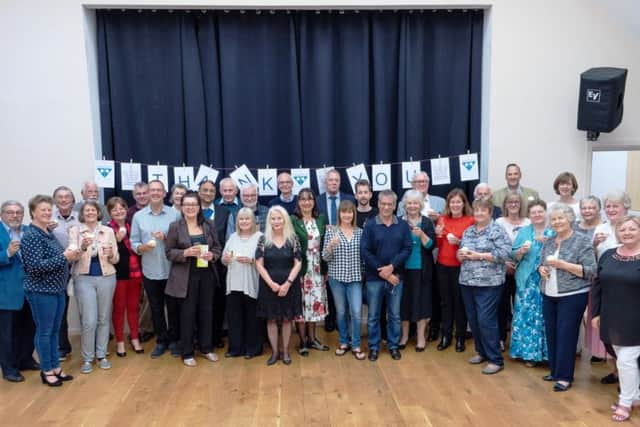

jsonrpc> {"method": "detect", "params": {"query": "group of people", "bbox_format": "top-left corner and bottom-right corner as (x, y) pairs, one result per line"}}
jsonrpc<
(1, 164), (638, 422)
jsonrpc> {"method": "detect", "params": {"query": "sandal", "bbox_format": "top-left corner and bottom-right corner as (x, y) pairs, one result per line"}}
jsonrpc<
(352, 348), (366, 361)
(335, 345), (350, 356)
(611, 402), (640, 412)
(308, 338), (330, 351)
(612, 405), (630, 422)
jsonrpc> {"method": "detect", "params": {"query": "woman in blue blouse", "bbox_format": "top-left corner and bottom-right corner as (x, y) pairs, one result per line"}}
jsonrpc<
(398, 190), (435, 352)
(509, 199), (549, 366)
(21, 195), (80, 387)
(322, 200), (364, 360)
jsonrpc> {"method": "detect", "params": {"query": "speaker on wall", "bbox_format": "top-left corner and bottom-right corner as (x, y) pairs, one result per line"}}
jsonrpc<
(577, 67), (627, 141)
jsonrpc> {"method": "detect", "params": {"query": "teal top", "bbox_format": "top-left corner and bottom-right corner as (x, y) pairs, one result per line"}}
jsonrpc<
(405, 232), (434, 269)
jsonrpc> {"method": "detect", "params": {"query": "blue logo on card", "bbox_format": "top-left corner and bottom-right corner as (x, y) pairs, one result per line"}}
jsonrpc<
(97, 167), (112, 177)
(294, 176), (307, 186)
(462, 161), (475, 171)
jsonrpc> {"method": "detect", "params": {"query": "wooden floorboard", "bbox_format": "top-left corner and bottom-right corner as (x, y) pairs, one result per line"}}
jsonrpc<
(1, 332), (636, 427)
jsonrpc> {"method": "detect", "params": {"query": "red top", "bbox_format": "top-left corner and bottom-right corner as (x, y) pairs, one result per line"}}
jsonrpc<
(436, 215), (475, 267)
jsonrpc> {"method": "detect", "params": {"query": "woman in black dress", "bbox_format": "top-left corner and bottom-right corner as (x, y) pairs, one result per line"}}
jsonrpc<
(592, 215), (640, 422)
(255, 206), (302, 366)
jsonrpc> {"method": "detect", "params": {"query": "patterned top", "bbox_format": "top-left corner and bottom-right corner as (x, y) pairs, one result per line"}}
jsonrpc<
(322, 227), (363, 283)
(459, 221), (512, 287)
(21, 225), (69, 294)
(540, 231), (596, 295)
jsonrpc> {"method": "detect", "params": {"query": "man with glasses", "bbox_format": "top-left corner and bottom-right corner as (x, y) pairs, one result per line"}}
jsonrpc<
(397, 171), (445, 220)
(268, 172), (298, 215)
(240, 184), (269, 232)
(0, 201), (38, 382)
(50, 186), (79, 360)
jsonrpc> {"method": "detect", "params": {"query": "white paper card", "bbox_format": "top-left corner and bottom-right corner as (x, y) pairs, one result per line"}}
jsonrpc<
(94, 160), (115, 188)
(459, 153), (479, 182)
(230, 164), (258, 189)
(430, 157), (451, 185)
(371, 164), (391, 191)
(345, 163), (369, 194)
(174, 166), (196, 190)
(194, 165), (220, 187)
(120, 162), (141, 191)
(315, 166), (334, 195)
(291, 168), (311, 195)
(147, 165), (169, 190)
(257, 168), (278, 196)
(401, 161), (421, 189)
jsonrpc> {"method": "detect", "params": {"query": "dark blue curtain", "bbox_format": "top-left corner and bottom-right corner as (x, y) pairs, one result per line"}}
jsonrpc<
(98, 9), (483, 198)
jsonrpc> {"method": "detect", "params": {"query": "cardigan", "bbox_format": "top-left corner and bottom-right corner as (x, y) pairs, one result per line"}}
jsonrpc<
(291, 214), (328, 276)
(0, 223), (27, 310)
(164, 218), (222, 298)
(68, 223), (119, 276)
(539, 231), (596, 295)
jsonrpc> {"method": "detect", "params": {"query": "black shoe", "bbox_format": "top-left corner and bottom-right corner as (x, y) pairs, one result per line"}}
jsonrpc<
(324, 321), (336, 332)
(267, 353), (279, 366)
(3, 373), (25, 383)
(308, 338), (329, 351)
(40, 371), (62, 387)
(54, 370), (74, 382)
(19, 360), (40, 371)
(590, 356), (605, 364)
(282, 354), (292, 365)
(368, 350), (379, 361)
(601, 372), (619, 384)
(553, 382), (571, 392)
(116, 351), (126, 358)
(542, 374), (554, 382)
(455, 337), (465, 353)
(398, 343), (407, 350)
(437, 336), (451, 351)
(139, 331), (154, 343)
(225, 351), (242, 358)
(415, 346), (425, 352)
(298, 343), (310, 357)
(427, 328), (439, 342)
(390, 349), (402, 360)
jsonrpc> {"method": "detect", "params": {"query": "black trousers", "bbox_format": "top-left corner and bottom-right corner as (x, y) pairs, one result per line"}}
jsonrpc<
(437, 264), (467, 339)
(226, 291), (263, 356)
(180, 269), (214, 357)
(143, 276), (179, 345)
(498, 273), (516, 342)
(0, 303), (36, 375)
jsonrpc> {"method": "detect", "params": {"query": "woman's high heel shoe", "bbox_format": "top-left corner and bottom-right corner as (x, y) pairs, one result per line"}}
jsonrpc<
(53, 369), (74, 382)
(40, 371), (63, 387)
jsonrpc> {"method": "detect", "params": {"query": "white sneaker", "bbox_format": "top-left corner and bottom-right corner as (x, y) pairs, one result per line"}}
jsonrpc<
(203, 352), (218, 362)
(183, 358), (197, 367)
(80, 361), (93, 374)
(98, 358), (112, 370)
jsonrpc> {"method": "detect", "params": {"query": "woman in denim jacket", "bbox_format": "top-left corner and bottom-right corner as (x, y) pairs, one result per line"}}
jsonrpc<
(538, 203), (596, 392)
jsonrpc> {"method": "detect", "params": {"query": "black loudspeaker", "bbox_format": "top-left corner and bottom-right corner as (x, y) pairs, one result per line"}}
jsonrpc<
(577, 67), (627, 139)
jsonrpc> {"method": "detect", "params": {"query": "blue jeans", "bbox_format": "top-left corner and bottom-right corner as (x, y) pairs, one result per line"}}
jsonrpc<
(26, 292), (65, 372)
(543, 292), (588, 382)
(328, 278), (363, 349)
(366, 280), (403, 351)
(460, 284), (503, 366)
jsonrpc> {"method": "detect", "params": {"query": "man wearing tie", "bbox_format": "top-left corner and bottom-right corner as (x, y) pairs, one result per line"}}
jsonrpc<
(0, 201), (38, 382)
(316, 169), (355, 332)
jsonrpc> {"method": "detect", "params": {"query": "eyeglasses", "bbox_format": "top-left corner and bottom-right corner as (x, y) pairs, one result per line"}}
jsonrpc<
(278, 181), (293, 185)
(413, 180), (428, 184)
(182, 203), (200, 208)
(2, 210), (23, 216)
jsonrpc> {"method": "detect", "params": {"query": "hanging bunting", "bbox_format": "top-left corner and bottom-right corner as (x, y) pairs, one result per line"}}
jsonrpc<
(401, 161), (421, 189)
(315, 166), (334, 195)
(290, 168), (311, 195)
(257, 168), (278, 196)
(345, 163), (370, 194)
(194, 165), (220, 187)
(94, 159), (115, 188)
(174, 166), (196, 190)
(147, 164), (169, 190)
(459, 153), (479, 182)
(120, 162), (141, 191)
(371, 164), (391, 191)
(229, 164), (258, 189)
(430, 157), (451, 185)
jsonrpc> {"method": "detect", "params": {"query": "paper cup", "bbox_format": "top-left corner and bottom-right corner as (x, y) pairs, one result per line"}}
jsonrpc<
(147, 239), (157, 248)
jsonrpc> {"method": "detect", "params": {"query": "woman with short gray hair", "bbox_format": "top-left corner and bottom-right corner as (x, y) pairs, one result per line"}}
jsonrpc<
(594, 191), (631, 258)
(538, 203), (597, 391)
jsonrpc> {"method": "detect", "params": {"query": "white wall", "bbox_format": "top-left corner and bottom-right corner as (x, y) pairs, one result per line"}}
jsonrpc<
(2, 0), (639, 330)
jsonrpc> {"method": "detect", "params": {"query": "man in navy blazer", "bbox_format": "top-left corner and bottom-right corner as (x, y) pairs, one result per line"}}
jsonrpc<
(0, 200), (37, 382)
(316, 169), (355, 331)
(316, 169), (356, 226)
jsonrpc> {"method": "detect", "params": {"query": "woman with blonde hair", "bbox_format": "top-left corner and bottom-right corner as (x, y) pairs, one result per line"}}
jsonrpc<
(222, 208), (263, 359)
(255, 206), (302, 365)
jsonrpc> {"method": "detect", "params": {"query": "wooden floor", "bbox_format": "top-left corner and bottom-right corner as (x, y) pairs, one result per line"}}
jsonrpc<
(1, 332), (637, 427)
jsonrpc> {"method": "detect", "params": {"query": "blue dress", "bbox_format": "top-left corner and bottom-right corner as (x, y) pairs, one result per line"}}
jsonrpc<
(509, 225), (549, 362)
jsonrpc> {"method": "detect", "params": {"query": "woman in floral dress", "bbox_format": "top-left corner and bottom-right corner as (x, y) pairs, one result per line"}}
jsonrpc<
(290, 188), (328, 355)
(509, 199), (549, 366)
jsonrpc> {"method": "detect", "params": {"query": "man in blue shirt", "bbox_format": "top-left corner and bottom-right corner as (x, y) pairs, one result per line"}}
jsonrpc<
(361, 190), (412, 361)
(0, 201), (37, 382)
(130, 180), (181, 358)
